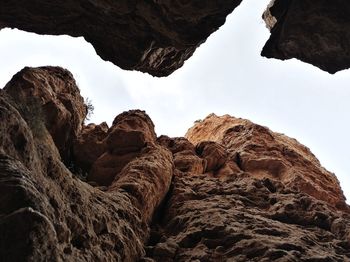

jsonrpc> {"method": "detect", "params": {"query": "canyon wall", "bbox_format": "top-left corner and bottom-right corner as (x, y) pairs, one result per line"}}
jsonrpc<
(0, 67), (349, 261)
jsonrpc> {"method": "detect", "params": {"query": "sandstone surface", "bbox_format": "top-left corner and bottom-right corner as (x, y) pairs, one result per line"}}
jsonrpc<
(0, 67), (349, 261)
(73, 122), (108, 174)
(262, 0), (350, 74)
(186, 114), (348, 210)
(88, 110), (158, 186)
(0, 67), (173, 261)
(3, 66), (86, 163)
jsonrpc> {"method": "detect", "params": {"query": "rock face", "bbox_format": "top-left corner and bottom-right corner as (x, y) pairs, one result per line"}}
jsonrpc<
(186, 114), (348, 210)
(262, 0), (350, 74)
(88, 110), (158, 186)
(0, 0), (350, 76)
(140, 114), (350, 261)
(0, 0), (242, 76)
(3, 66), (87, 163)
(0, 67), (349, 261)
(73, 122), (108, 173)
(146, 173), (350, 261)
(0, 67), (173, 261)
(2, 1), (350, 75)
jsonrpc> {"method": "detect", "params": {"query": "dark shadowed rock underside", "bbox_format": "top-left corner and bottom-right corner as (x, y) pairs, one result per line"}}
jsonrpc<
(2, 1), (350, 75)
(0, 0), (242, 77)
(262, 0), (350, 74)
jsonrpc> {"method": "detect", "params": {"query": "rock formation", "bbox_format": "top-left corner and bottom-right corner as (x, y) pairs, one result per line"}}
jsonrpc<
(0, 67), (173, 261)
(186, 114), (348, 210)
(3, 67), (86, 163)
(2, 1), (350, 75)
(262, 0), (350, 74)
(0, 67), (349, 261)
(0, 0), (242, 76)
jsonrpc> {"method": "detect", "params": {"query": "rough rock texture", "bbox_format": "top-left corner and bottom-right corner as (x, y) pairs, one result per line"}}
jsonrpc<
(3, 66), (86, 162)
(262, 0), (350, 74)
(142, 114), (350, 261)
(186, 114), (348, 210)
(73, 122), (108, 173)
(146, 173), (350, 261)
(196, 141), (228, 173)
(0, 67), (173, 261)
(0, 0), (242, 76)
(158, 136), (205, 174)
(88, 110), (158, 186)
(0, 67), (349, 261)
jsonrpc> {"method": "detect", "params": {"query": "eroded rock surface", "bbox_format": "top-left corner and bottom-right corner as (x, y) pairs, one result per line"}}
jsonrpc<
(0, 67), (173, 261)
(142, 114), (350, 261)
(158, 136), (205, 174)
(4, 66), (86, 162)
(146, 173), (350, 261)
(73, 122), (108, 173)
(88, 110), (158, 186)
(2, 1), (350, 75)
(186, 114), (348, 210)
(0, 67), (349, 261)
(262, 0), (350, 74)
(0, 0), (242, 76)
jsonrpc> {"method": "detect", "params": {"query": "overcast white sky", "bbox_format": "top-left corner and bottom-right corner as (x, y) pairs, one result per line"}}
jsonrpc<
(0, 0), (349, 202)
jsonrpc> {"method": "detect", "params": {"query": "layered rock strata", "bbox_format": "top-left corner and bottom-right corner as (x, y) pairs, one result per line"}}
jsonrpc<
(0, 67), (349, 261)
(0, 0), (242, 76)
(262, 0), (350, 74)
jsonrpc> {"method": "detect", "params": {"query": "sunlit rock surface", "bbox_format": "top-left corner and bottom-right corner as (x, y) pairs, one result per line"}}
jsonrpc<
(262, 0), (350, 74)
(0, 67), (349, 261)
(186, 113), (348, 210)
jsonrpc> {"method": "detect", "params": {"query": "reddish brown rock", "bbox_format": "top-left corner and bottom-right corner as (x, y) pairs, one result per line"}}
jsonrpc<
(4, 66), (86, 162)
(1, 67), (350, 261)
(0, 68), (173, 261)
(145, 116), (350, 261)
(262, 0), (350, 74)
(173, 151), (205, 174)
(108, 110), (157, 152)
(0, 0), (242, 76)
(88, 110), (157, 186)
(157, 136), (196, 155)
(109, 145), (173, 224)
(195, 141), (228, 172)
(186, 114), (348, 210)
(89, 151), (142, 187)
(145, 174), (350, 261)
(157, 136), (205, 174)
(72, 122), (108, 173)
